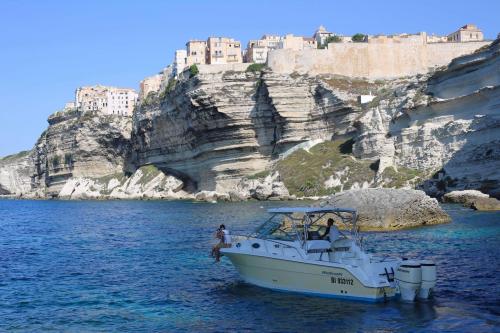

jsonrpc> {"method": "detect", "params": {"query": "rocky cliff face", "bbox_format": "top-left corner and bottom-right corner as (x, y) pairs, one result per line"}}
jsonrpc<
(131, 68), (359, 193)
(1, 38), (498, 201)
(353, 38), (500, 198)
(29, 110), (133, 197)
(0, 151), (32, 196)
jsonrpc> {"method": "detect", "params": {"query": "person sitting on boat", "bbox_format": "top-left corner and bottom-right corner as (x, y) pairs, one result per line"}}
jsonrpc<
(212, 224), (232, 262)
(320, 218), (340, 242)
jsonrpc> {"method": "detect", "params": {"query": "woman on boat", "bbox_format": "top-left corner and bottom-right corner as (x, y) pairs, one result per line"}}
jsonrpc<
(212, 224), (232, 262)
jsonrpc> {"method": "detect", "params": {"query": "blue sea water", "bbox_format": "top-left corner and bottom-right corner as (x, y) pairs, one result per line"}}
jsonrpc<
(0, 199), (498, 333)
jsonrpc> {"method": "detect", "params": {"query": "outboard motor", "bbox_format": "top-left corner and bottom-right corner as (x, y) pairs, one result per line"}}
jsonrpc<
(395, 260), (422, 302)
(418, 260), (436, 299)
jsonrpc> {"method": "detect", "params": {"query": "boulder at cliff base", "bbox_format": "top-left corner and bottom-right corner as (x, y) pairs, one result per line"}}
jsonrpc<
(322, 188), (450, 231)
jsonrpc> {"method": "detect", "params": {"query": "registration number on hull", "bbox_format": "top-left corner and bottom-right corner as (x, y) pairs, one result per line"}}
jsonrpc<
(331, 277), (354, 285)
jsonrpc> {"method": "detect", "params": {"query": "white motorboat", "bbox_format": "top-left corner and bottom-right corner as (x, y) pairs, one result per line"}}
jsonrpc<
(221, 207), (436, 302)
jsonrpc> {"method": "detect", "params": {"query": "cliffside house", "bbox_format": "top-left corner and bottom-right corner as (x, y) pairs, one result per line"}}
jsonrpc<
(447, 24), (484, 42)
(186, 40), (208, 66)
(139, 73), (164, 100)
(313, 25), (334, 46)
(75, 85), (138, 117)
(207, 37), (243, 64)
(278, 34), (318, 50)
(245, 35), (281, 63)
(174, 49), (188, 77)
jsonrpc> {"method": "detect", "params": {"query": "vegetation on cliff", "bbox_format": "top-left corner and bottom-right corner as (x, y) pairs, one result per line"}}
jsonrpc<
(351, 33), (367, 42)
(189, 64), (199, 77)
(276, 139), (375, 197)
(0, 150), (30, 162)
(246, 63), (266, 72)
(275, 139), (425, 197)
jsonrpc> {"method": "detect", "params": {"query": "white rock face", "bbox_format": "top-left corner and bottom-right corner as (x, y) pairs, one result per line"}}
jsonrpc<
(353, 38), (500, 198)
(132, 69), (358, 193)
(30, 110), (133, 197)
(215, 172), (289, 202)
(442, 190), (490, 204)
(0, 151), (32, 196)
(324, 188), (450, 230)
(58, 167), (191, 200)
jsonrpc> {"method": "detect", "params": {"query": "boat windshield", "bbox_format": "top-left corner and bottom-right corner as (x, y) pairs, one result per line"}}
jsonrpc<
(252, 214), (300, 241)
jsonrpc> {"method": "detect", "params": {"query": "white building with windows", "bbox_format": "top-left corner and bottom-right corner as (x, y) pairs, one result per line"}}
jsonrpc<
(447, 24), (484, 42)
(246, 35), (282, 63)
(75, 85), (138, 117)
(174, 49), (188, 76)
(313, 25), (334, 46)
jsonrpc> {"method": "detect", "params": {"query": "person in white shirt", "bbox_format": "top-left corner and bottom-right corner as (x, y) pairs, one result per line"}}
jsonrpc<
(222, 227), (232, 245)
(321, 218), (340, 242)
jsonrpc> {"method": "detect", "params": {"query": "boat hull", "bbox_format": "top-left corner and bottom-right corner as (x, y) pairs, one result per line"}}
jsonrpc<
(223, 251), (394, 302)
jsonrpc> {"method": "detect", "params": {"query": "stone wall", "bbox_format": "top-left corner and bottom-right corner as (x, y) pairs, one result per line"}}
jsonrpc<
(267, 41), (490, 79)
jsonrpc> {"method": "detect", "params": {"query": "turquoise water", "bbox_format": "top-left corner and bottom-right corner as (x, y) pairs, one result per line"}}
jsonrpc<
(0, 200), (498, 332)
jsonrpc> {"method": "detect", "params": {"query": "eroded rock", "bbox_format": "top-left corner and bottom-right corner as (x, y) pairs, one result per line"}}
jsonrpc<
(443, 190), (490, 204)
(323, 188), (450, 231)
(465, 197), (500, 211)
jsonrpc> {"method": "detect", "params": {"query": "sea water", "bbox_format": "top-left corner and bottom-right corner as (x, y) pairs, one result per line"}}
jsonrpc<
(0, 199), (498, 332)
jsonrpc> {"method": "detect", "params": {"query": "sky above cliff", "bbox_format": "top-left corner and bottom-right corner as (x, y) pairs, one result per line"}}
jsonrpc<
(0, 0), (498, 157)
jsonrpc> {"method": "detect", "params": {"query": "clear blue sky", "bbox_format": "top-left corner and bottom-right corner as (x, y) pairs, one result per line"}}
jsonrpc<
(0, 0), (498, 157)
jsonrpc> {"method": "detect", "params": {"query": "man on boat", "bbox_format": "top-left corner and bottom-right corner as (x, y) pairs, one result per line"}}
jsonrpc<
(320, 218), (340, 242)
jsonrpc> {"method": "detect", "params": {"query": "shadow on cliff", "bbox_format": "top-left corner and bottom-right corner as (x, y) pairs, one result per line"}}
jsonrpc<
(249, 76), (286, 158)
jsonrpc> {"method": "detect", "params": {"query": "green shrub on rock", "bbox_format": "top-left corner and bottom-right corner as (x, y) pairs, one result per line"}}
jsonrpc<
(246, 63), (266, 72)
(352, 33), (367, 42)
(189, 64), (199, 78)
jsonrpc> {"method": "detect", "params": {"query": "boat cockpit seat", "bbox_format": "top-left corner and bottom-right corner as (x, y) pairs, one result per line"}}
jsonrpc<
(306, 240), (332, 253)
(306, 240), (332, 261)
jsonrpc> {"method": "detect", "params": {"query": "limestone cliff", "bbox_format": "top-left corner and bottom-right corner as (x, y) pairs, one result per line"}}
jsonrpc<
(353, 38), (500, 197)
(0, 151), (32, 196)
(29, 110), (133, 197)
(131, 65), (358, 193)
(1, 38), (498, 201)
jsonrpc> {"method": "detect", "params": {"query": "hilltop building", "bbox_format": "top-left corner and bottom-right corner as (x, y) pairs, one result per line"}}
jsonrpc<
(447, 24), (484, 42)
(174, 37), (243, 72)
(75, 85), (138, 116)
(313, 25), (334, 46)
(278, 34), (317, 51)
(139, 73), (163, 100)
(174, 50), (188, 77)
(186, 40), (207, 66)
(426, 34), (448, 43)
(246, 35), (281, 63)
(207, 37), (242, 64)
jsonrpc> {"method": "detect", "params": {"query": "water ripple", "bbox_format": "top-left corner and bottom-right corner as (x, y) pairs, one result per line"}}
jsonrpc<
(0, 200), (498, 332)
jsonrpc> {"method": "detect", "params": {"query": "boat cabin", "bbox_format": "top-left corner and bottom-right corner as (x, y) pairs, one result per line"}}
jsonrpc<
(251, 207), (361, 258)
